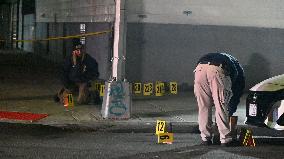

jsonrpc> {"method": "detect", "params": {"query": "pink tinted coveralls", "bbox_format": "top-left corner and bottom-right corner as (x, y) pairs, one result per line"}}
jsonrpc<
(194, 63), (232, 144)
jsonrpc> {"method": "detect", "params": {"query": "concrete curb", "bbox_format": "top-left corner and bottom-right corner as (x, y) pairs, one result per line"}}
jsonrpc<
(38, 121), (199, 133)
(1, 120), (283, 137)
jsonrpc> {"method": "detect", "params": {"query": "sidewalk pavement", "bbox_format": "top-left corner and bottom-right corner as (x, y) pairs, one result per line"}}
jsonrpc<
(0, 51), (251, 133)
(0, 87), (249, 133)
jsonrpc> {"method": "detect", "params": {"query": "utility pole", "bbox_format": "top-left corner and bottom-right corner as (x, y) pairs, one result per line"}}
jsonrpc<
(101, 0), (132, 119)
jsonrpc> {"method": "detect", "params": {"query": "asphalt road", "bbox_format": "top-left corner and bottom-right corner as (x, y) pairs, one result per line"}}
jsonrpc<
(1, 123), (284, 159)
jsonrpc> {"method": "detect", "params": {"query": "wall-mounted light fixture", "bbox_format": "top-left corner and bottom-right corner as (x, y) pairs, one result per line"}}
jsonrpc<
(183, 10), (192, 16)
(40, 13), (46, 17)
(138, 14), (147, 18)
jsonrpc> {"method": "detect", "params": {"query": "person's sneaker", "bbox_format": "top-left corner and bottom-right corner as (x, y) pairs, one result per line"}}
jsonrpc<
(221, 140), (240, 147)
(200, 140), (212, 146)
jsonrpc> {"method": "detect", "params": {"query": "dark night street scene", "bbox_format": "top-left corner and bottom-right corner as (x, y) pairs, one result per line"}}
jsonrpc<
(1, 0), (284, 158)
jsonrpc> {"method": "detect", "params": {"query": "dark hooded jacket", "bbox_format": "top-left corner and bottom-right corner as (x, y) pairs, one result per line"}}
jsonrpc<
(61, 53), (99, 89)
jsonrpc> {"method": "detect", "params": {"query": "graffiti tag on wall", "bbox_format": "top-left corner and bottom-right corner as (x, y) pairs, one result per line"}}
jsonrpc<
(109, 81), (127, 116)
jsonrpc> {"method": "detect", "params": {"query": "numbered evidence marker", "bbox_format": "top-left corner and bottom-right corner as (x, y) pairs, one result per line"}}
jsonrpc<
(134, 83), (142, 94)
(99, 84), (105, 97)
(95, 82), (101, 91)
(156, 120), (166, 135)
(158, 133), (174, 144)
(156, 120), (174, 144)
(143, 83), (153, 96)
(155, 82), (164, 97)
(170, 82), (178, 94)
(91, 81), (100, 91)
(64, 93), (74, 108)
(240, 129), (256, 147)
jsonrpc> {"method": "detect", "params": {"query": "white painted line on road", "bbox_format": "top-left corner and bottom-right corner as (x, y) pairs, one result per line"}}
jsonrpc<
(131, 114), (142, 121)
(90, 113), (100, 120)
(71, 111), (80, 121)
(177, 148), (199, 154)
(175, 116), (187, 122)
(252, 136), (284, 139)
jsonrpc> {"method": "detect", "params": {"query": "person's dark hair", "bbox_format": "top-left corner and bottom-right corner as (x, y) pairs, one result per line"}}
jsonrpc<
(72, 38), (82, 49)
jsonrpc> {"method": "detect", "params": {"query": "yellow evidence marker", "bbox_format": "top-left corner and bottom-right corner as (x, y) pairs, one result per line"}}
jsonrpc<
(156, 120), (174, 144)
(64, 93), (74, 108)
(134, 83), (142, 94)
(143, 83), (153, 96)
(95, 82), (101, 91)
(242, 129), (256, 147)
(90, 80), (102, 92)
(99, 84), (105, 97)
(155, 82), (164, 97)
(170, 82), (178, 94)
(156, 120), (166, 135)
(158, 132), (174, 144)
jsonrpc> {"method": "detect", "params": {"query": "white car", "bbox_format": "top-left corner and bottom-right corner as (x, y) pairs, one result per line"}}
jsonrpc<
(245, 74), (284, 130)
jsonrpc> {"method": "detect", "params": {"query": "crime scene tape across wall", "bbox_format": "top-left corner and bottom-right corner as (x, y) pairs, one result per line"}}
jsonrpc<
(91, 81), (178, 97)
(0, 30), (112, 43)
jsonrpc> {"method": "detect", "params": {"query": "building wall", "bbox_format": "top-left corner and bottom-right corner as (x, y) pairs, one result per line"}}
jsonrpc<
(35, 0), (284, 89)
(23, 14), (35, 52)
(125, 0), (284, 89)
(35, 0), (113, 80)
(17, 0), (23, 49)
(36, 0), (115, 23)
(34, 22), (112, 80)
(126, 0), (284, 28)
(0, 3), (11, 48)
(126, 23), (284, 90)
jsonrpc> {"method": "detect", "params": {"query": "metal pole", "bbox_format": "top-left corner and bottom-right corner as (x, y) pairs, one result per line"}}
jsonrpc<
(101, 0), (131, 119)
(112, 0), (126, 81)
(111, 0), (120, 80)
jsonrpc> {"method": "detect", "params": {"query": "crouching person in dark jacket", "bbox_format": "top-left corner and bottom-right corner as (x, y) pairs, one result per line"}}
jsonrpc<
(54, 38), (100, 105)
